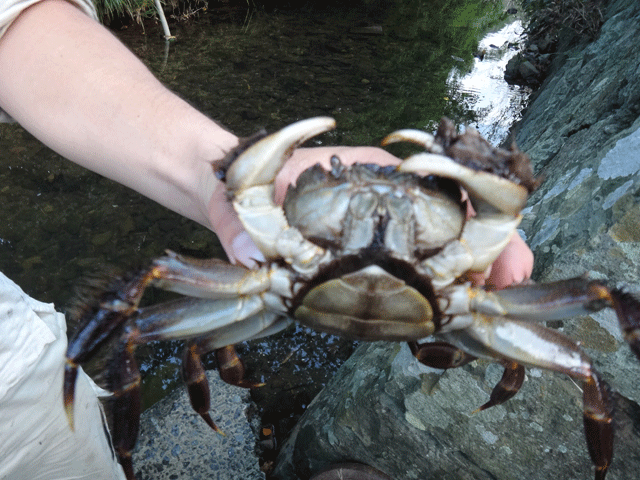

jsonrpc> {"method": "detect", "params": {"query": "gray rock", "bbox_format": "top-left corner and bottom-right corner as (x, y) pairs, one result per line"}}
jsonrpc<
(515, 0), (640, 405)
(133, 372), (265, 480)
(517, 60), (540, 81)
(274, 0), (640, 478)
(274, 343), (640, 480)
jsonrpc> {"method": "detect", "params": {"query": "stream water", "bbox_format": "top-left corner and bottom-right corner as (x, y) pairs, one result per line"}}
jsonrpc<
(0, 0), (530, 466)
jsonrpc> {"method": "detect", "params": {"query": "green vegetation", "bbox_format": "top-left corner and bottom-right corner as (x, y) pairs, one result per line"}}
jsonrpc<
(95, 0), (157, 21)
(523, 0), (605, 40)
(96, 0), (506, 33)
(95, 0), (207, 24)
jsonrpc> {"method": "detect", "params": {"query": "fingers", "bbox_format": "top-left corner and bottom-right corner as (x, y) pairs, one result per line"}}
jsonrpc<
(208, 181), (265, 268)
(274, 146), (401, 204)
(210, 146), (400, 267)
(485, 233), (534, 289)
(210, 143), (535, 288)
(461, 193), (534, 290)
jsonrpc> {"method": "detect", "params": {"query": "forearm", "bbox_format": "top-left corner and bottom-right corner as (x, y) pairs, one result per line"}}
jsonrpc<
(0, 0), (238, 228)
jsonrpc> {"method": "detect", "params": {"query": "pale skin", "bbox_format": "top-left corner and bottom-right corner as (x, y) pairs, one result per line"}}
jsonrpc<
(0, 0), (533, 289)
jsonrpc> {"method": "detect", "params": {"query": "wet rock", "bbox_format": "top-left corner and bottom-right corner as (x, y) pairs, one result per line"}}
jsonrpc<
(517, 59), (540, 82)
(119, 216), (135, 236)
(504, 54), (543, 86)
(274, 343), (640, 480)
(512, 0), (640, 421)
(133, 371), (265, 480)
(21, 255), (42, 270)
(534, 32), (556, 55)
(274, 1), (640, 479)
(91, 231), (113, 247)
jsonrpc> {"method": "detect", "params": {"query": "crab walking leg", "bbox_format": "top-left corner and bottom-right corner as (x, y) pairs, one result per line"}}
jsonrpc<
(468, 277), (640, 361)
(180, 312), (291, 386)
(182, 342), (224, 434)
(180, 344), (257, 436)
(409, 340), (525, 412)
(169, 312), (285, 444)
(105, 306), (289, 477)
(132, 297), (269, 341)
(64, 253), (276, 429)
(444, 318), (613, 480)
(442, 276), (640, 344)
(135, 306), (287, 432)
(107, 341), (142, 480)
(472, 361), (525, 412)
(467, 277), (616, 320)
(151, 251), (273, 299)
(181, 338), (272, 434)
(64, 269), (159, 430)
(222, 117), (335, 269)
(159, 311), (290, 433)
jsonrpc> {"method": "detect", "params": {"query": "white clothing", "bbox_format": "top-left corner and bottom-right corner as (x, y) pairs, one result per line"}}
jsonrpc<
(0, 4), (126, 476)
(0, 272), (126, 479)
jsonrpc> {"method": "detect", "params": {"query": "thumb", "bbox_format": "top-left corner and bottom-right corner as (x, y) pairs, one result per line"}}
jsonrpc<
(208, 183), (265, 268)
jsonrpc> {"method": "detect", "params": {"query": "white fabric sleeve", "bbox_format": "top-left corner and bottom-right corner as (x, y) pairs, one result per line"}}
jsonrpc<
(0, 0), (98, 122)
(0, 272), (126, 479)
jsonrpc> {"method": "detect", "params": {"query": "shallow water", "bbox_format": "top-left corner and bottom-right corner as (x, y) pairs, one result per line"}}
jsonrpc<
(449, 20), (531, 144)
(0, 0), (530, 438)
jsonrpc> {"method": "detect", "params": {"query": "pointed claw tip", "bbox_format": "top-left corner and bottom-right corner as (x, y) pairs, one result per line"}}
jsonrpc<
(380, 133), (399, 147)
(63, 360), (79, 431)
(64, 400), (76, 432)
(381, 129), (438, 151)
(471, 404), (488, 415)
(202, 413), (226, 436)
(595, 465), (608, 480)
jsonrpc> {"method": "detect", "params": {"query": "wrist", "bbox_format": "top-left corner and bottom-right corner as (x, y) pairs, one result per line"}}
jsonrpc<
(173, 111), (239, 230)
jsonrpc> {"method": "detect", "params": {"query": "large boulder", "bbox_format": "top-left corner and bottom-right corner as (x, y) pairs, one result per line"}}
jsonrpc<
(274, 0), (640, 478)
(274, 343), (640, 480)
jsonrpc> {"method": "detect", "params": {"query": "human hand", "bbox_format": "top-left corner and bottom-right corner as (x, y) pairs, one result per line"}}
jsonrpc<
(209, 146), (399, 267)
(467, 232), (534, 289)
(211, 145), (533, 288)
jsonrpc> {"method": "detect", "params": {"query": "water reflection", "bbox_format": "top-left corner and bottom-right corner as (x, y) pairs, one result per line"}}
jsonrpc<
(448, 20), (531, 144)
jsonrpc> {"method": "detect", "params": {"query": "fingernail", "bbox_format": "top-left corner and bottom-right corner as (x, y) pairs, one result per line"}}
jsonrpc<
(231, 231), (265, 267)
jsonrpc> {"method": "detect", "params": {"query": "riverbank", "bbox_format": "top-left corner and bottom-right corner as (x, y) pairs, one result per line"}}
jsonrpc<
(274, 0), (640, 478)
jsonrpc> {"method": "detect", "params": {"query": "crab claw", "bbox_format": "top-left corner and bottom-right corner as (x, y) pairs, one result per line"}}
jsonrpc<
(384, 129), (528, 215)
(225, 116), (337, 192)
(381, 129), (443, 154)
(221, 118), (336, 266)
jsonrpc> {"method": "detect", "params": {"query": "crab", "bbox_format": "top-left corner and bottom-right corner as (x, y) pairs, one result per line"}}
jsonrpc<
(63, 117), (640, 480)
